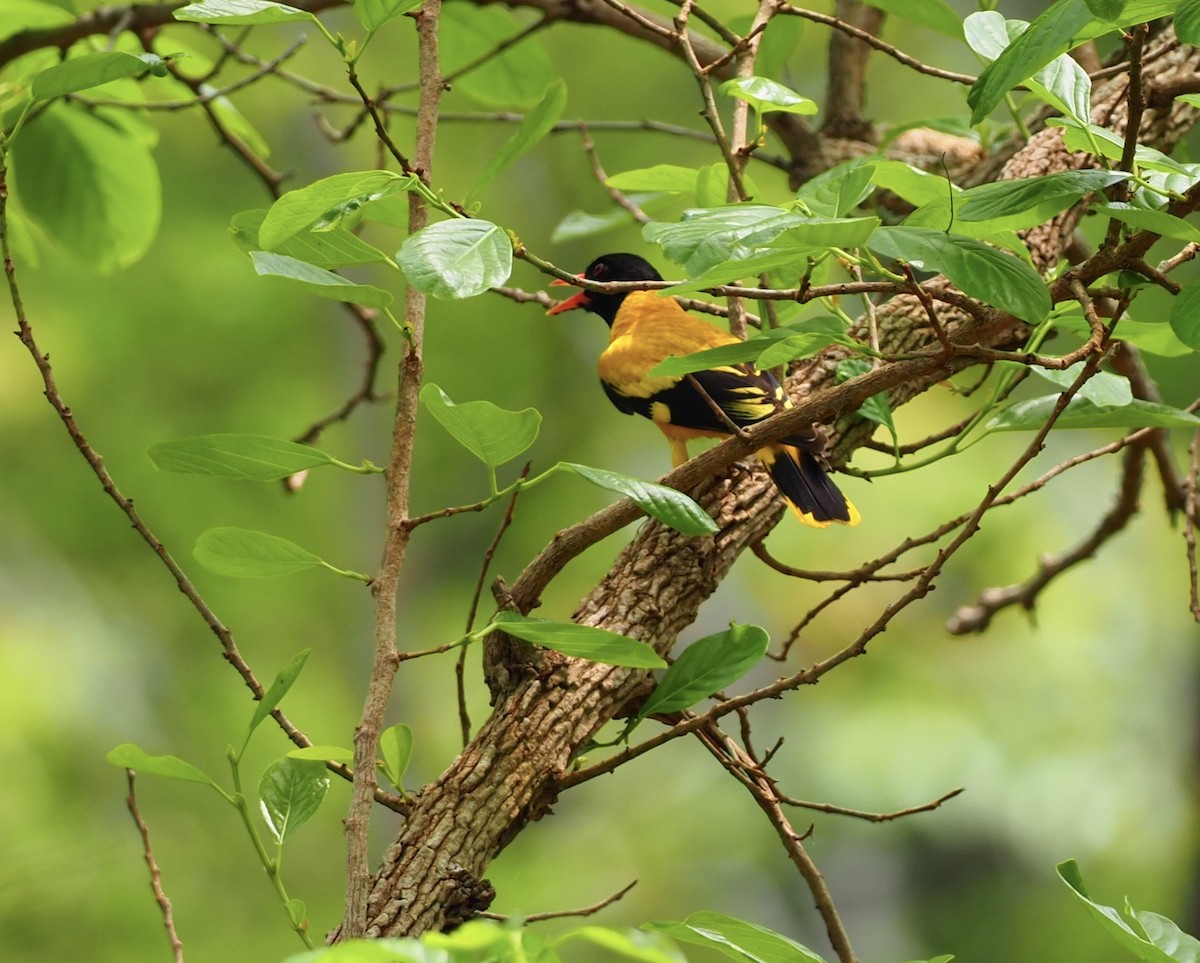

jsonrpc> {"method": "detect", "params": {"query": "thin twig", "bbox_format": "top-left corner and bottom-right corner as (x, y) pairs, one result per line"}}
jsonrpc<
(125, 771), (185, 963)
(1186, 429), (1200, 621)
(480, 880), (638, 923)
(780, 787), (963, 823)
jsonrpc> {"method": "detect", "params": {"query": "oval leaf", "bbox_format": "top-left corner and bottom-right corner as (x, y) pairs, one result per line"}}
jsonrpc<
(149, 434), (337, 480)
(1035, 364), (1133, 407)
(646, 911), (827, 963)
(251, 251), (394, 308)
(719, 76), (818, 115)
(287, 745), (355, 762)
(231, 210), (391, 268)
(420, 384), (540, 468)
(353, 0), (424, 31)
(259, 757), (329, 844)
(561, 463), (718, 536)
(984, 396), (1200, 433)
(868, 226), (1050, 323)
(175, 0), (315, 24)
(1057, 860), (1181, 963)
(637, 624), (769, 721)
(260, 170), (412, 249)
(379, 723), (414, 790)
(396, 219), (512, 299)
(492, 612), (666, 668)
(107, 743), (220, 789)
(440, 2), (556, 108)
(194, 527), (325, 578)
(608, 165), (701, 193)
(32, 51), (157, 102)
(249, 649), (311, 737)
(1169, 283), (1200, 350)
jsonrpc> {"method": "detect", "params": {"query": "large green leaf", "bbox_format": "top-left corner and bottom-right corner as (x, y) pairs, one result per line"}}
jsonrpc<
(396, 218), (512, 298)
(194, 527), (328, 578)
(984, 397), (1200, 433)
(644, 205), (803, 274)
(1057, 860), (1185, 963)
(490, 612), (666, 668)
(868, 226), (1050, 323)
(231, 210), (391, 268)
(468, 80), (566, 202)
(1168, 283), (1200, 350)
(175, 0), (315, 24)
(420, 384), (540, 467)
(646, 911), (827, 963)
(32, 51), (161, 101)
(636, 624), (769, 721)
(954, 170), (1128, 223)
(250, 251), (394, 308)
(560, 463), (718, 536)
(259, 170), (413, 250)
(440, 2), (556, 108)
(258, 757), (329, 844)
(11, 103), (160, 272)
(106, 744), (221, 790)
(150, 434), (338, 480)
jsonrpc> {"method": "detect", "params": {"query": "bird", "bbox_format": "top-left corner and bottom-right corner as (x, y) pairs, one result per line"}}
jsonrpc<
(547, 252), (859, 528)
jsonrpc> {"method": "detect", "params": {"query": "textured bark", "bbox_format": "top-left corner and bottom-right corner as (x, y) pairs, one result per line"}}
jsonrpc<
(362, 31), (1200, 938)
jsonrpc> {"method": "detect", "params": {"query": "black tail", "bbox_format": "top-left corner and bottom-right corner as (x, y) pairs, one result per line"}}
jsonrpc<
(759, 445), (859, 529)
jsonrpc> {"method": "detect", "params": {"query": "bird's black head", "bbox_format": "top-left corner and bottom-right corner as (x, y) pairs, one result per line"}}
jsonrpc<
(547, 252), (663, 326)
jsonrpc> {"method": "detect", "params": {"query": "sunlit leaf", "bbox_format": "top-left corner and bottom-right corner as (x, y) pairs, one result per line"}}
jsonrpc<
(149, 434), (338, 480)
(491, 612), (666, 668)
(637, 623), (769, 721)
(107, 743), (221, 790)
(260, 170), (413, 249)
(353, 0), (423, 31)
(420, 384), (540, 467)
(557, 927), (686, 963)
(1034, 365), (1132, 407)
(1057, 860), (1181, 963)
(193, 527), (327, 578)
(248, 650), (311, 738)
(1097, 205), (1200, 243)
(175, 0), (315, 24)
(287, 746), (355, 762)
(607, 165), (699, 193)
(231, 210), (390, 268)
(646, 911), (827, 963)
(984, 397), (1200, 433)
(1176, 0), (1200, 45)
(719, 76), (818, 116)
(379, 723), (413, 790)
(560, 462), (718, 536)
(396, 219), (512, 298)
(259, 757), (329, 844)
(250, 252), (394, 308)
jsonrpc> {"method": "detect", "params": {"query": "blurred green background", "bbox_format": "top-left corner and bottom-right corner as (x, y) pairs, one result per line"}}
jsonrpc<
(2, 1), (1198, 961)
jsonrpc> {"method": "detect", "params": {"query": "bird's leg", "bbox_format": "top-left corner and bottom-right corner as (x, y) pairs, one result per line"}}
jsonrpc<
(670, 439), (690, 468)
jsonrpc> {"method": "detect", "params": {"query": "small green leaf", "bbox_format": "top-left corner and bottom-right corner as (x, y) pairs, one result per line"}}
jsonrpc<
(637, 624), (768, 721)
(231, 210), (390, 268)
(984, 397), (1200, 433)
(260, 170), (413, 250)
(249, 650), (311, 738)
(1169, 284), (1200, 350)
(491, 612), (666, 668)
(379, 723), (414, 790)
(560, 462), (718, 536)
(353, 0), (423, 31)
(149, 434), (338, 480)
(259, 757), (330, 844)
(396, 219), (512, 299)
(194, 527), (326, 578)
(646, 911), (827, 963)
(870, 160), (959, 208)
(107, 744), (221, 790)
(868, 226), (1050, 323)
(175, 0), (314, 24)
(250, 251), (394, 308)
(719, 76), (818, 116)
(420, 384), (540, 468)
(608, 165), (700, 193)
(468, 81), (566, 202)
(695, 163), (731, 209)
(175, 0), (314, 23)
(32, 52), (159, 101)
(287, 746), (355, 762)
(286, 898), (308, 930)
(1035, 364), (1132, 407)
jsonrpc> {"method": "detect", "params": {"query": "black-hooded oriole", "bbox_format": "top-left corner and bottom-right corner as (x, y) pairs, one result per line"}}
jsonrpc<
(548, 253), (859, 528)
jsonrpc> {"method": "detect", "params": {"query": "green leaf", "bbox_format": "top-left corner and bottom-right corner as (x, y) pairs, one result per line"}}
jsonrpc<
(648, 336), (791, 378)
(1035, 364), (1132, 406)
(491, 612), (666, 668)
(560, 462), (718, 536)
(379, 723), (413, 790)
(440, 2), (556, 108)
(644, 205), (802, 274)
(955, 170), (1128, 222)
(107, 743), (221, 790)
(11, 103), (160, 273)
(230, 210), (390, 268)
(637, 624), (768, 721)
(557, 927), (686, 963)
(719, 76), (818, 116)
(837, 358), (896, 445)
(353, 0), (423, 31)
(754, 333), (844, 370)
(250, 251), (394, 308)
(798, 158), (876, 218)
(149, 434), (339, 480)
(607, 166), (700, 194)
(646, 911), (827, 963)
(984, 397), (1200, 433)
(695, 163), (731, 209)
(1097, 205), (1200, 243)
(193, 527), (327, 578)
(1084, 0), (1125, 18)
(396, 219), (512, 299)
(1177, 0), (1200, 45)
(287, 746), (355, 762)
(1057, 860), (1178, 963)
(863, 0), (962, 37)
(1169, 284), (1200, 350)
(286, 898), (307, 930)
(174, 0), (315, 24)
(281, 937), (444, 963)
(551, 195), (664, 244)
(208, 89), (271, 160)
(420, 384), (540, 468)
(1134, 910), (1200, 961)
(31, 51), (158, 101)
(260, 170), (413, 250)
(249, 650), (311, 738)
(870, 160), (958, 208)
(259, 757), (330, 844)
(868, 226), (1050, 323)
(468, 80), (566, 203)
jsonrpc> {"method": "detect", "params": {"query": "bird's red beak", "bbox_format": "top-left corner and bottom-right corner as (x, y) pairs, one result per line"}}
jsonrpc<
(546, 275), (589, 315)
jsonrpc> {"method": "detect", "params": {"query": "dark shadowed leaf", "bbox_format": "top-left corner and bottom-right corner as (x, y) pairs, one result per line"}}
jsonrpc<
(637, 624), (769, 721)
